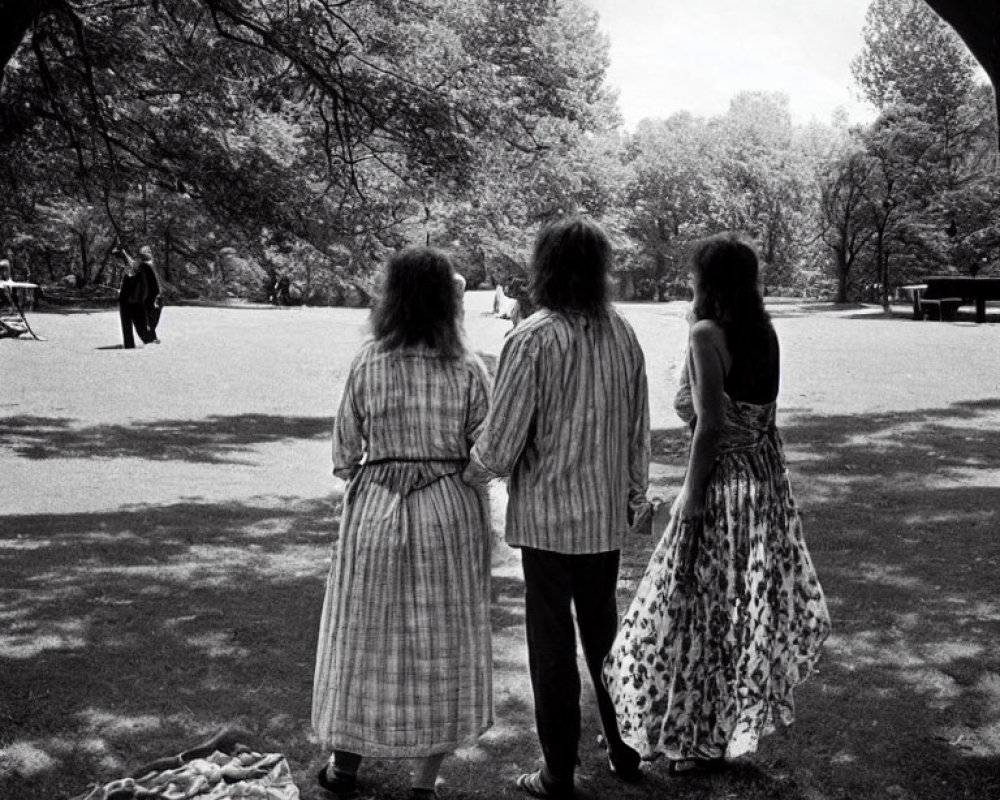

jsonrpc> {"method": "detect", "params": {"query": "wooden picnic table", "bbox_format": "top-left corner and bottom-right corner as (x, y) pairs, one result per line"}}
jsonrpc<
(0, 279), (44, 340)
(900, 284), (928, 320)
(922, 277), (1000, 323)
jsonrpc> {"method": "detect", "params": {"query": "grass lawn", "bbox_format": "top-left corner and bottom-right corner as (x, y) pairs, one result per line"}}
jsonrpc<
(2, 292), (999, 800)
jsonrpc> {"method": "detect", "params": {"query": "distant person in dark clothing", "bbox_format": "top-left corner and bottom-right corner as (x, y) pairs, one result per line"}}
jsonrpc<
(135, 246), (163, 342)
(116, 245), (162, 343)
(118, 256), (153, 349)
(275, 274), (291, 306)
(505, 277), (536, 329)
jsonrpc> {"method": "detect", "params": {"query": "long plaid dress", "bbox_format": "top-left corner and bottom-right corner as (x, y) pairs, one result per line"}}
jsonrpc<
(312, 342), (494, 757)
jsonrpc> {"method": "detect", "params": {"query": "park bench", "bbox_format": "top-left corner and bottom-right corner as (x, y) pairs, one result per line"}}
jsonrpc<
(908, 277), (1000, 323)
(0, 279), (42, 339)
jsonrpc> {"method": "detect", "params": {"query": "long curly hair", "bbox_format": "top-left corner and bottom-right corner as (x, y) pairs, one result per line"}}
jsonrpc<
(690, 233), (773, 365)
(371, 247), (464, 357)
(530, 216), (610, 317)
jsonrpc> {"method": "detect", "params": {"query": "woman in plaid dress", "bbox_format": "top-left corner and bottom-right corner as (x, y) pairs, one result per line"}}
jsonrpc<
(312, 248), (493, 799)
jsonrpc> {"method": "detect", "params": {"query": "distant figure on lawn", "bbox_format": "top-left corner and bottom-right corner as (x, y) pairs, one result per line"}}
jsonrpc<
(116, 245), (162, 345)
(312, 247), (494, 800)
(117, 250), (154, 349)
(135, 246), (163, 342)
(604, 233), (831, 776)
(468, 216), (651, 799)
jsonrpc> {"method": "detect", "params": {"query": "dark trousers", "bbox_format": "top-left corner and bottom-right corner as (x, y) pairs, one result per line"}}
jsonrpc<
(521, 547), (635, 788)
(145, 300), (161, 337)
(120, 302), (153, 348)
(332, 750), (361, 774)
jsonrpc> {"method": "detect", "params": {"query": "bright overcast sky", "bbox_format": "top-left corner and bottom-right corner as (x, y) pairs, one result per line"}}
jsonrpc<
(581, 0), (879, 129)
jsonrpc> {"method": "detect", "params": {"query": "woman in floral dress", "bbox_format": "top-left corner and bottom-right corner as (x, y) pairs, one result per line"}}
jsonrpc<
(604, 233), (830, 775)
(312, 248), (493, 799)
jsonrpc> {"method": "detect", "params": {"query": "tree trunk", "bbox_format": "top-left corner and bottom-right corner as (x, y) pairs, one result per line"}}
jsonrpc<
(77, 232), (88, 287)
(92, 246), (113, 287)
(163, 225), (172, 282)
(880, 252), (891, 312)
(836, 250), (849, 304)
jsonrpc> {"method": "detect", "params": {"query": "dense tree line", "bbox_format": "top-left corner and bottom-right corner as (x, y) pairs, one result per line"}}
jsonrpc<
(817, 0), (1000, 307)
(0, 0), (621, 301)
(0, 0), (997, 305)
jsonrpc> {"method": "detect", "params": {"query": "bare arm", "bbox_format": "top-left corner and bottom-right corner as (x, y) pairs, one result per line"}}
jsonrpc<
(679, 320), (730, 518)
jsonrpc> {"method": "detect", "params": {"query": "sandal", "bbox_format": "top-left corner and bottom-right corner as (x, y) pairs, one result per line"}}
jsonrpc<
(317, 765), (360, 798)
(515, 770), (573, 799)
(665, 757), (725, 777)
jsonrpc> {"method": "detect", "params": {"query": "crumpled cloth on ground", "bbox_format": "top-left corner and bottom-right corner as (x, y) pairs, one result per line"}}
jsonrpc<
(72, 750), (299, 800)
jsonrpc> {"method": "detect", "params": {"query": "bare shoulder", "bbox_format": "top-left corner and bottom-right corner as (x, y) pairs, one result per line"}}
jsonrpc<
(689, 319), (725, 347)
(689, 319), (731, 372)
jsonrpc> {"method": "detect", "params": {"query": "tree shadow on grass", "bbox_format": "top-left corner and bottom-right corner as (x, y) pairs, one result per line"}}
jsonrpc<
(0, 496), (537, 800)
(651, 426), (690, 463)
(0, 414), (330, 463)
(0, 496), (342, 800)
(3, 399), (1000, 800)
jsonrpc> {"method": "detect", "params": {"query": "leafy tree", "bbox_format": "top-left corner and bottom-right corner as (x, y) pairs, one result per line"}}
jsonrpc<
(621, 112), (718, 295)
(856, 107), (943, 308)
(0, 0), (622, 298)
(715, 92), (816, 293)
(853, 0), (979, 189)
(817, 140), (877, 303)
(922, 0), (1000, 149)
(848, 0), (1000, 303)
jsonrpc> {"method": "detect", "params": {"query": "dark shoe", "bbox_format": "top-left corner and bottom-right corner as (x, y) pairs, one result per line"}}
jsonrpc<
(597, 735), (643, 784)
(607, 754), (643, 784)
(515, 770), (573, 799)
(665, 757), (725, 777)
(317, 765), (360, 798)
(410, 789), (439, 800)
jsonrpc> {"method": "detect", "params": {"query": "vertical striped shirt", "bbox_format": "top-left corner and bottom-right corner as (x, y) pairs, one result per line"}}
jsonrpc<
(471, 307), (650, 554)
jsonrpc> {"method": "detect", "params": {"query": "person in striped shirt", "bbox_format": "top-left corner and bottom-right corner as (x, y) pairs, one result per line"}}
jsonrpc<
(468, 216), (652, 800)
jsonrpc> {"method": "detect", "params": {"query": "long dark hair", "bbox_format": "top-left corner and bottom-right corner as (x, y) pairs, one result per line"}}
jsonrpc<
(690, 233), (773, 364)
(530, 216), (610, 317)
(371, 247), (464, 357)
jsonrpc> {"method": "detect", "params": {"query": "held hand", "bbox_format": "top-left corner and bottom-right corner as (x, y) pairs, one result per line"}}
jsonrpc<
(333, 464), (359, 482)
(462, 459), (491, 486)
(628, 500), (653, 536)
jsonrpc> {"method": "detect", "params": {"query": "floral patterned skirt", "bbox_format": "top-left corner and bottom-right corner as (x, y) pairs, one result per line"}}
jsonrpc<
(603, 447), (831, 761)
